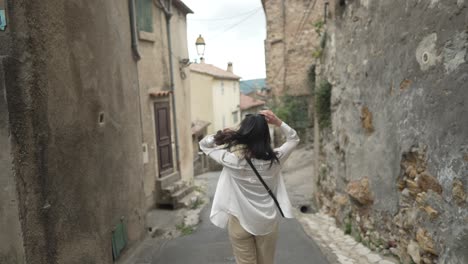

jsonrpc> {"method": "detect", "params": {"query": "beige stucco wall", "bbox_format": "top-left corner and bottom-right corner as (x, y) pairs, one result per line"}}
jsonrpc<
(137, 2), (194, 207)
(190, 72), (214, 133)
(212, 79), (241, 132)
(190, 73), (240, 134)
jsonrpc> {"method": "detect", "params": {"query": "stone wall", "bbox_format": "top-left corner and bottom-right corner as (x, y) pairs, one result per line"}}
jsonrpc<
(317, 0), (468, 263)
(1, 1), (145, 263)
(262, 0), (324, 97)
(262, 0), (324, 142)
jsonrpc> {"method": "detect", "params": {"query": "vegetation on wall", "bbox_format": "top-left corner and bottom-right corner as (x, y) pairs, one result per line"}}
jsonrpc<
(312, 20), (326, 59)
(313, 20), (324, 36)
(312, 49), (323, 59)
(315, 80), (332, 129)
(273, 95), (311, 130)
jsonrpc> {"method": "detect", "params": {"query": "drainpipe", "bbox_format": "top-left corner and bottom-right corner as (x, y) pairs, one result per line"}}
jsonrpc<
(162, 0), (181, 173)
(129, 0), (141, 60)
(128, 0), (145, 164)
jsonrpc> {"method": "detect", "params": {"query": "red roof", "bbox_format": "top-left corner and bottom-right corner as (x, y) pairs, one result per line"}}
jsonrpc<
(148, 89), (172, 97)
(240, 94), (265, 110)
(190, 63), (241, 80)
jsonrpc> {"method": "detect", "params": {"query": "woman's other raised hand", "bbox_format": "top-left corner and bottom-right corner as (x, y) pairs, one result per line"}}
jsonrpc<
(259, 110), (282, 127)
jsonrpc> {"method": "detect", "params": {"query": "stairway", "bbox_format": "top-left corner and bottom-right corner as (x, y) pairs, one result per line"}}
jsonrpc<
(158, 172), (198, 209)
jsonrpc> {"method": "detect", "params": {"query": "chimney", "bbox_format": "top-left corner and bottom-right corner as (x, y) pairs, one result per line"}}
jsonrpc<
(200, 57), (205, 64)
(227, 62), (233, 73)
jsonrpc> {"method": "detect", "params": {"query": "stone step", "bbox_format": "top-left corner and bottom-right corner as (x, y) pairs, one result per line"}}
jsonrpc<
(157, 171), (180, 189)
(176, 192), (200, 209)
(171, 185), (195, 208)
(162, 180), (186, 194)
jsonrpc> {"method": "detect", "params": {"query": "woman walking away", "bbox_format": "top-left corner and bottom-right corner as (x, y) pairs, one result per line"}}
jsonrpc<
(199, 110), (300, 264)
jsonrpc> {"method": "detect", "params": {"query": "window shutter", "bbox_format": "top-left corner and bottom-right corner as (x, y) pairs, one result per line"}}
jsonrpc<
(136, 0), (153, 32)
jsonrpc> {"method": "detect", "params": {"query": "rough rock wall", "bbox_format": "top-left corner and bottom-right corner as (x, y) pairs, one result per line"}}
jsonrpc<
(2, 1), (145, 263)
(318, 0), (468, 263)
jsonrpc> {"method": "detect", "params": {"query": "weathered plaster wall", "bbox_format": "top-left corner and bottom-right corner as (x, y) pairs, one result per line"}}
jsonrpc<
(137, 3), (168, 208)
(318, 0), (468, 263)
(0, 49), (26, 264)
(2, 1), (145, 263)
(170, 7), (194, 183)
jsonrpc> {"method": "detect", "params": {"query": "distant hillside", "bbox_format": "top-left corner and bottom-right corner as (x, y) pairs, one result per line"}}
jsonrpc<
(240, 78), (266, 95)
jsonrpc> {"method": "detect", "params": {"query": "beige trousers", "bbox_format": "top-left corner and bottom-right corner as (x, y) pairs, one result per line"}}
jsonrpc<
(227, 215), (279, 264)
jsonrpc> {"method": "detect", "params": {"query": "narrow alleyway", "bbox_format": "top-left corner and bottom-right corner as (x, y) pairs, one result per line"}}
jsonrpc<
(123, 169), (328, 264)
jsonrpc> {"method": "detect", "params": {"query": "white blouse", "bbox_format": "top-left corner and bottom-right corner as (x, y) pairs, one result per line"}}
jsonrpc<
(199, 122), (300, 235)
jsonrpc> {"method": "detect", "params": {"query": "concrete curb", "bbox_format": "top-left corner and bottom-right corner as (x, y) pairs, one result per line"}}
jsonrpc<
(297, 210), (399, 264)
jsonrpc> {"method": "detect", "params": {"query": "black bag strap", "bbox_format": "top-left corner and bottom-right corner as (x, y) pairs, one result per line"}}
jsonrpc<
(246, 158), (285, 218)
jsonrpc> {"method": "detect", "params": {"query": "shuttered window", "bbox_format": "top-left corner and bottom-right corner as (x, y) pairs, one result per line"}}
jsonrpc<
(136, 0), (153, 32)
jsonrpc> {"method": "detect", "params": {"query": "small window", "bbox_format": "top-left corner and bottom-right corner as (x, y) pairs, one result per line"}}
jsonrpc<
(137, 0), (153, 32)
(221, 81), (224, 95)
(222, 115), (226, 128)
(232, 111), (239, 123)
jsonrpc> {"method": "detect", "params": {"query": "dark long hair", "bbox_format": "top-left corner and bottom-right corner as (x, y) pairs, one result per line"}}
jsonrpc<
(214, 114), (279, 165)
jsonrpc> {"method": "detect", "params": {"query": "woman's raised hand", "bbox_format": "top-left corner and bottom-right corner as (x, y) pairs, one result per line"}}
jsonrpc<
(259, 110), (282, 127)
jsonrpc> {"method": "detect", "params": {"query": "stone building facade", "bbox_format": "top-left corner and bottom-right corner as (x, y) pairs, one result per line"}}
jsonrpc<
(261, 0), (325, 98)
(316, 1), (468, 263)
(261, 0), (326, 142)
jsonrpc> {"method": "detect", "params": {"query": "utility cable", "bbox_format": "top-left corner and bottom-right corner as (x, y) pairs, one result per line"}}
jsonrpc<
(294, 0), (318, 44)
(188, 7), (262, 21)
(209, 8), (262, 39)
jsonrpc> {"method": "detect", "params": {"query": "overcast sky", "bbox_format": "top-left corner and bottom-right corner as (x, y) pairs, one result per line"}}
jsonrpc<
(183, 0), (266, 80)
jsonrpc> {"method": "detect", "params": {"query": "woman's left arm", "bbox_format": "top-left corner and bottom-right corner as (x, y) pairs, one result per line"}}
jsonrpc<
(199, 134), (229, 165)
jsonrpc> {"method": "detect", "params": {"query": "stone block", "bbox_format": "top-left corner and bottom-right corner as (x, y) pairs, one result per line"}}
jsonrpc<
(452, 179), (466, 205)
(407, 240), (421, 264)
(346, 177), (374, 206)
(361, 106), (374, 134)
(417, 172), (442, 195)
(416, 228), (437, 255)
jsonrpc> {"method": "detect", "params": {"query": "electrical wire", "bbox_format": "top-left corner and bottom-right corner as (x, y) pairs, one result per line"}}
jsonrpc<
(209, 8), (262, 39)
(188, 7), (262, 21)
(269, 0), (317, 84)
(294, 0), (318, 44)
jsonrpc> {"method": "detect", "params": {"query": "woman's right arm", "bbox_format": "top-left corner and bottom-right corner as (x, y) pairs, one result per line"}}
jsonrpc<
(275, 122), (300, 161)
(260, 110), (300, 162)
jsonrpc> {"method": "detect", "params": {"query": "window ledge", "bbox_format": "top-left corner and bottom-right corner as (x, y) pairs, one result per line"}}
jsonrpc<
(138, 31), (156, 42)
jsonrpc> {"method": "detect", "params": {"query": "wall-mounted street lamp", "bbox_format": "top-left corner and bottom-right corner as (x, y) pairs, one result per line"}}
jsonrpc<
(195, 34), (206, 61)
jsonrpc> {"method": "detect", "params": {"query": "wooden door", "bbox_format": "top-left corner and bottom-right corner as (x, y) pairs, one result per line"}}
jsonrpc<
(154, 101), (173, 177)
